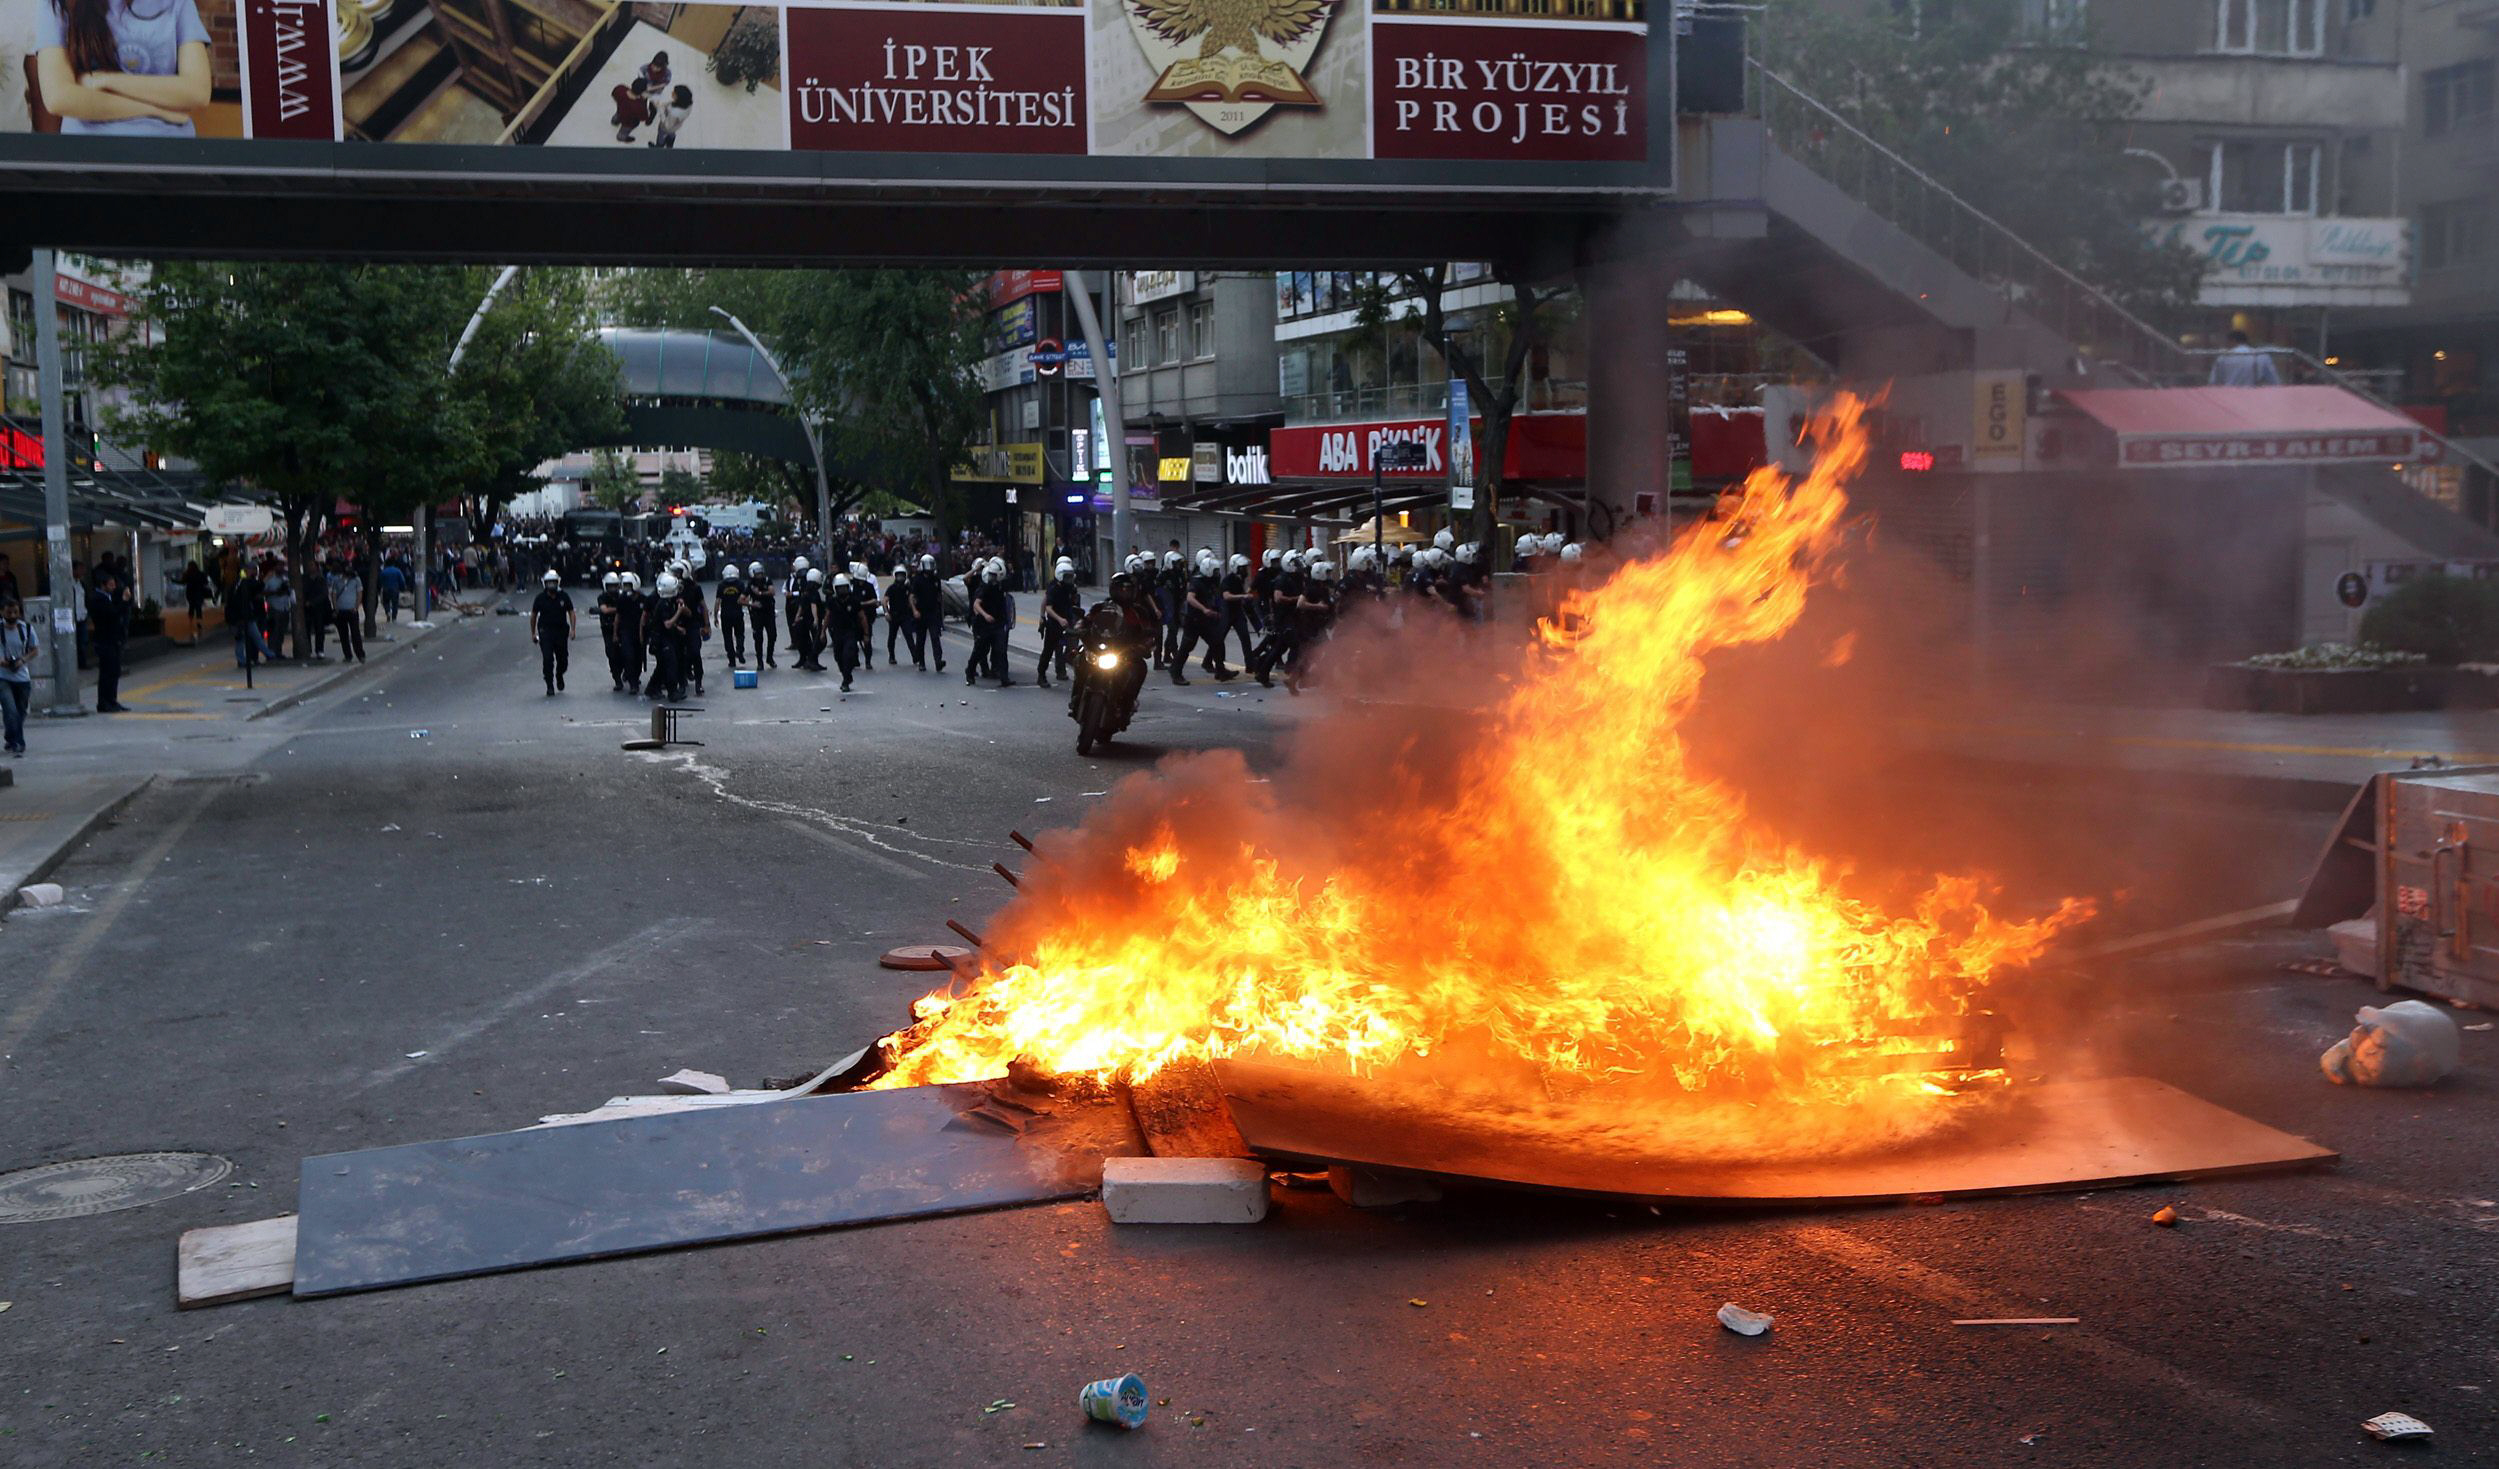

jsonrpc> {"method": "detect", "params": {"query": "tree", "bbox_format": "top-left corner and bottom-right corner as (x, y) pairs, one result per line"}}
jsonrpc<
(1355, 267), (1576, 561)
(438, 269), (625, 542)
(658, 466), (702, 508)
(93, 262), (474, 657)
(1758, 0), (2202, 314)
(587, 449), (639, 511)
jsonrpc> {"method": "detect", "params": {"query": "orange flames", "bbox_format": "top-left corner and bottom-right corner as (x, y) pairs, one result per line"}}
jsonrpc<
(870, 394), (2089, 1152)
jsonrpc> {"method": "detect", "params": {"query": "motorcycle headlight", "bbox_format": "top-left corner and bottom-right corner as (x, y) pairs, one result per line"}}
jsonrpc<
(1094, 651), (1121, 671)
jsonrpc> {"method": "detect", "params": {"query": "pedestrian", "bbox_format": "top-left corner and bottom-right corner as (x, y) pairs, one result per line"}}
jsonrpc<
(744, 561), (777, 668)
(2210, 329), (2283, 387)
(328, 558), (366, 663)
(304, 556), (333, 657)
(263, 561), (294, 658)
(716, 562), (745, 668)
(380, 557), (407, 622)
(649, 83), (692, 149)
(530, 569), (574, 695)
(87, 563), (131, 711)
(972, 559), (1012, 688)
(910, 554), (946, 673)
(612, 76), (653, 142)
(1038, 557), (1079, 688)
(225, 566), (268, 667)
(181, 559), (209, 642)
(0, 598), (34, 756)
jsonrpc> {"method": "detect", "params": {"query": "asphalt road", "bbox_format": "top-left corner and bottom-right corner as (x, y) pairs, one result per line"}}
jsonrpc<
(0, 603), (2491, 1467)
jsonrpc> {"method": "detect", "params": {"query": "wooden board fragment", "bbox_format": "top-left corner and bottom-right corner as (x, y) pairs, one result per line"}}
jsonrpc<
(178, 1215), (298, 1308)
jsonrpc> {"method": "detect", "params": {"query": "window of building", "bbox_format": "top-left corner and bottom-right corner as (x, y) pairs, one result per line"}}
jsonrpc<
(2017, 0), (2087, 39)
(2213, 0), (2323, 56)
(2345, 0), (2373, 18)
(2200, 137), (2321, 214)
(1154, 308), (1179, 365)
(1121, 317), (1147, 373)
(1187, 300), (1213, 358)
(2421, 198), (2497, 272)
(2425, 60), (2497, 139)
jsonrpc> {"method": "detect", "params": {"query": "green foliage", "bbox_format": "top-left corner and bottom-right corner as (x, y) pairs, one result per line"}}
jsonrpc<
(587, 449), (639, 511)
(707, 448), (804, 510)
(2357, 576), (2499, 666)
(441, 270), (626, 536)
(707, 15), (780, 93)
(658, 466), (702, 505)
(1758, 0), (2204, 313)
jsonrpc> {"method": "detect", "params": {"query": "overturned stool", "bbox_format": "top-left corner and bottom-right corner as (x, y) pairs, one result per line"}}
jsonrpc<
(622, 704), (703, 751)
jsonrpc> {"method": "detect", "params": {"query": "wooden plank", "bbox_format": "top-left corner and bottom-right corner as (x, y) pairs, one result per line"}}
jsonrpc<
(177, 1215), (297, 1309)
(1213, 1065), (2337, 1206)
(2083, 898), (2298, 961)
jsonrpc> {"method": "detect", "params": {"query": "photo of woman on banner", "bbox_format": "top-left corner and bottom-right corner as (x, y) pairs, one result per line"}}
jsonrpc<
(31, 0), (212, 136)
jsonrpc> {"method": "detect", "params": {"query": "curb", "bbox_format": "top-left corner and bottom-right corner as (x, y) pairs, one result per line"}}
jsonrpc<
(245, 618), (448, 721)
(1943, 756), (2362, 814)
(0, 772), (155, 915)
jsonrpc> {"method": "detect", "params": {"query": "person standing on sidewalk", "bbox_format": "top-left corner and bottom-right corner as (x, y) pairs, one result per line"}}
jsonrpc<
(530, 569), (575, 695)
(263, 560), (294, 659)
(0, 599), (34, 755)
(87, 564), (131, 712)
(181, 559), (209, 643)
(225, 566), (268, 668)
(327, 558), (366, 664)
(379, 557), (408, 623)
(303, 558), (333, 659)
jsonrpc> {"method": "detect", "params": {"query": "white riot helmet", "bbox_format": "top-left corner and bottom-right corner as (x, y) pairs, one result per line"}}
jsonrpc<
(794, 557), (811, 574)
(1456, 542), (1478, 565)
(849, 561), (868, 580)
(1516, 531), (1542, 557)
(1308, 559), (1336, 582)
(655, 572), (680, 596)
(1261, 549), (1281, 569)
(602, 571), (620, 588)
(1055, 559), (1076, 581)
(748, 561), (764, 578)
(1228, 553), (1248, 572)
(623, 572), (641, 590)
(983, 563), (1004, 584)
(1560, 542), (1584, 564)
(1162, 550), (1182, 569)
(719, 563), (738, 581)
(1282, 551), (1304, 572)
(1433, 527), (1455, 551)
(1349, 547), (1374, 571)
(805, 567), (824, 584)
(919, 554), (936, 571)
(542, 569), (560, 584)
(832, 572), (852, 589)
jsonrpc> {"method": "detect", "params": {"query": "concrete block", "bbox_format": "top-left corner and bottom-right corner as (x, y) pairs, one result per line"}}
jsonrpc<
(1100, 1156), (1270, 1224)
(1326, 1165), (1444, 1209)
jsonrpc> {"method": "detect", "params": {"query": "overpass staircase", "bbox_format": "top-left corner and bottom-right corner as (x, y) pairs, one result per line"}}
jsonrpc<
(1677, 59), (2498, 507)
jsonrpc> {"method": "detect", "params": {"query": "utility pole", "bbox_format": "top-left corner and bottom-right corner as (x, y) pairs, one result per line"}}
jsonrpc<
(1065, 271), (1131, 564)
(31, 250), (83, 716)
(709, 306), (829, 557)
(432, 265), (522, 620)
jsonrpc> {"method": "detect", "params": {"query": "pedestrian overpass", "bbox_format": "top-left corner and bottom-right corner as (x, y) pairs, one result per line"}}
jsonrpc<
(589, 328), (816, 467)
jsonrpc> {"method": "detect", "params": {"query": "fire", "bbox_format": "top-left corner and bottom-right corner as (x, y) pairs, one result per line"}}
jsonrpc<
(871, 394), (2090, 1154)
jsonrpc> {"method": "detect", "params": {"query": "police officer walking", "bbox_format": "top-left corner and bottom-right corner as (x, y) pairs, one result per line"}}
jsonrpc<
(829, 570), (864, 692)
(1220, 553), (1257, 667)
(790, 566), (828, 672)
(644, 571), (690, 701)
(616, 571), (647, 691)
(596, 570), (625, 690)
(1037, 557), (1079, 688)
(910, 554), (945, 673)
(971, 559), (1012, 688)
(1171, 550), (1235, 685)
(530, 568), (575, 695)
(716, 563), (746, 668)
(883, 566), (913, 669)
(744, 561), (777, 669)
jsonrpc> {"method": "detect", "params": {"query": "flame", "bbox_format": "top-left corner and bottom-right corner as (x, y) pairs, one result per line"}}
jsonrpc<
(870, 394), (2090, 1155)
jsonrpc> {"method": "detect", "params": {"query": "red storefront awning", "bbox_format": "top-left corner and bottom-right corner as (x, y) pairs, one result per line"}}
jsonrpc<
(2060, 385), (2431, 470)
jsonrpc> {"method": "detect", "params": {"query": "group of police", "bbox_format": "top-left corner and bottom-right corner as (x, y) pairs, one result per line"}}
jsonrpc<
(527, 525), (1593, 702)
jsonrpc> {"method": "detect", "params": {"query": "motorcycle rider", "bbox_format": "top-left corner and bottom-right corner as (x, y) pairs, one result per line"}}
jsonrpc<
(1068, 570), (1156, 727)
(744, 561), (777, 669)
(910, 554), (946, 673)
(1038, 557), (1080, 688)
(716, 562), (746, 668)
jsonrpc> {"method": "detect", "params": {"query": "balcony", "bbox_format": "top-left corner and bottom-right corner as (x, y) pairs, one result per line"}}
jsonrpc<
(2124, 54), (2403, 131)
(1283, 379), (1588, 426)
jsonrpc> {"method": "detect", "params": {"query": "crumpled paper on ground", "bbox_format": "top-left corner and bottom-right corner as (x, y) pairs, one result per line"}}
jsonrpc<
(2320, 999), (2460, 1088)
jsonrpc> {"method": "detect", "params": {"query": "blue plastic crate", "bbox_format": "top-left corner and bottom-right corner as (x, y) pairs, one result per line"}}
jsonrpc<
(732, 669), (759, 689)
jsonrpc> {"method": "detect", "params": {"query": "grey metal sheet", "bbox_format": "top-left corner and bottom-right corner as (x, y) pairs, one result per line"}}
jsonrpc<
(1214, 1062), (2335, 1206)
(292, 1083), (1136, 1297)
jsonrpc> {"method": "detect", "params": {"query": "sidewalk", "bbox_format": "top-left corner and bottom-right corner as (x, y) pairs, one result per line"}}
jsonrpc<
(0, 613), (453, 910)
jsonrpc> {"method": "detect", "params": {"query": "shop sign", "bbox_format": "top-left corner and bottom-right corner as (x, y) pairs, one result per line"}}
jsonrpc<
(1973, 372), (2023, 461)
(1269, 413), (1586, 480)
(2119, 430), (2420, 467)
(987, 270), (1064, 308)
(988, 297), (1038, 354)
(1192, 442), (1222, 483)
(204, 504), (278, 536)
(1130, 271), (1196, 304)
(2144, 214), (2412, 308)
(238, 0), (339, 142)
(1226, 444), (1271, 485)
(1157, 456), (1192, 482)
(954, 441), (1046, 483)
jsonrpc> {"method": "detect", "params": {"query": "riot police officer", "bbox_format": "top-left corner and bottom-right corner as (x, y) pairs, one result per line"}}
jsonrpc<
(596, 571), (625, 690)
(910, 554), (946, 673)
(716, 562), (746, 668)
(790, 566), (828, 672)
(1221, 553), (1257, 666)
(1171, 549), (1235, 685)
(615, 571), (647, 691)
(884, 566), (914, 669)
(971, 559), (1012, 688)
(829, 570), (864, 691)
(644, 571), (688, 700)
(784, 556), (812, 654)
(744, 561), (777, 668)
(1038, 557), (1080, 688)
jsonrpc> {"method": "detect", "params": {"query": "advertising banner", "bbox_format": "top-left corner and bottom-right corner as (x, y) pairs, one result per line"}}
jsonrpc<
(1269, 411), (1584, 481)
(1, 0), (1665, 191)
(2144, 213), (2412, 309)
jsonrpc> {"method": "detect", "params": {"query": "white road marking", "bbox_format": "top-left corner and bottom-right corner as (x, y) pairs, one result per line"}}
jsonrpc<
(643, 749), (994, 872)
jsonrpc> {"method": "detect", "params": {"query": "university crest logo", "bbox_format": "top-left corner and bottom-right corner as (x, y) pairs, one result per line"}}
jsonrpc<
(1121, 0), (1336, 136)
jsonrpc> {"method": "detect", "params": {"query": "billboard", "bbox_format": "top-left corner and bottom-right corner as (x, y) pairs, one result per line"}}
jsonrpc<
(0, 0), (1668, 193)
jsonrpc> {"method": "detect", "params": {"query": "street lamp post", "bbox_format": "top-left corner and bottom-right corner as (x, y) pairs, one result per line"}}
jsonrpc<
(1063, 272), (1132, 566)
(708, 306), (830, 559)
(432, 265), (522, 621)
(30, 251), (83, 717)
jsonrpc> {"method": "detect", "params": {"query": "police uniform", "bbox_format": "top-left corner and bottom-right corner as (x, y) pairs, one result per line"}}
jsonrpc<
(789, 580), (826, 671)
(909, 565), (946, 671)
(1038, 576), (1080, 686)
(1173, 563), (1231, 682)
(885, 574), (913, 666)
(972, 578), (1013, 687)
(596, 583), (625, 690)
(615, 585), (646, 689)
(1156, 559), (1187, 666)
(678, 577), (709, 695)
(530, 584), (573, 693)
(1250, 567), (1305, 686)
(745, 578), (777, 667)
(830, 580), (864, 690)
(643, 594), (687, 699)
(716, 576), (746, 666)
(1221, 564), (1256, 664)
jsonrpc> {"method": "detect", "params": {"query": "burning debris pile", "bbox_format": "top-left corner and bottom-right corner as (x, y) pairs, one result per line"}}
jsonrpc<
(871, 395), (2093, 1160)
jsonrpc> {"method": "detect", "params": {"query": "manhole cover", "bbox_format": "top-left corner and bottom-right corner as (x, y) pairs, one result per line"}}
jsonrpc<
(0, 1152), (233, 1224)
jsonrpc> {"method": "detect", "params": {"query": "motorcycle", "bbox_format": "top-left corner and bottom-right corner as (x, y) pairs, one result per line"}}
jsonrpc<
(1067, 605), (1147, 756)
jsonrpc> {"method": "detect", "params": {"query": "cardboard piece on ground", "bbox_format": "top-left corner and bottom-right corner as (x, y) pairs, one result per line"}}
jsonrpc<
(292, 1083), (1140, 1298)
(177, 1215), (298, 1308)
(1213, 1065), (2336, 1204)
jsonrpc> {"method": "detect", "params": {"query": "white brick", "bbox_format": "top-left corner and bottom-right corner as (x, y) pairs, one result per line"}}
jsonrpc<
(1100, 1157), (1271, 1224)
